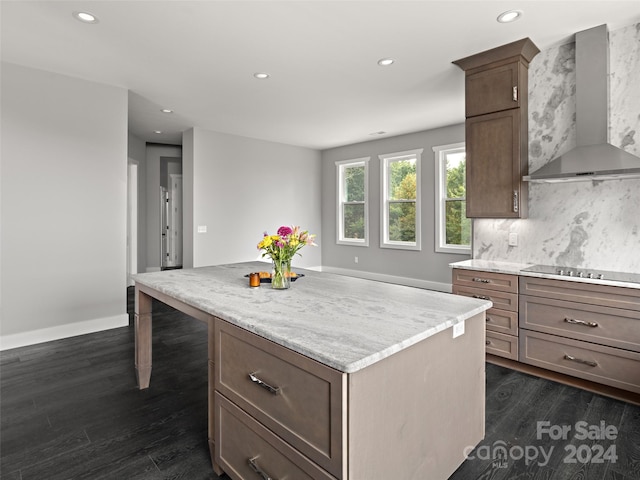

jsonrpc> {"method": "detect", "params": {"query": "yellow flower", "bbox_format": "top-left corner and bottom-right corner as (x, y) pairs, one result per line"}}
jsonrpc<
(258, 236), (272, 249)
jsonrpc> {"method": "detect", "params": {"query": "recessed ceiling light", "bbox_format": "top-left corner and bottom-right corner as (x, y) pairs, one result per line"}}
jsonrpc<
(73, 11), (99, 24)
(254, 72), (270, 79)
(154, 130), (162, 134)
(377, 58), (394, 67)
(161, 109), (173, 114)
(497, 10), (522, 23)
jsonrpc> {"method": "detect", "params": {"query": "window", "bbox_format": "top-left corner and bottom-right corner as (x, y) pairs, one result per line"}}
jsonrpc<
(379, 149), (422, 250)
(336, 157), (369, 246)
(434, 142), (471, 254)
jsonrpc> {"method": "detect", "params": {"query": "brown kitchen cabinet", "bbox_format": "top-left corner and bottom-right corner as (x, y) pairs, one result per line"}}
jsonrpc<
(519, 276), (640, 394)
(214, 313), (486, 479)
(452, 268), (519, 359)
(465, 62), (524, 116)
(453, 38), (539, 218)
(215, 318), (345, 477)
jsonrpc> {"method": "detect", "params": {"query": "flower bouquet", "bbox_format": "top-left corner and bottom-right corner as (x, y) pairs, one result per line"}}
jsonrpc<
(257, 226), (316, 289)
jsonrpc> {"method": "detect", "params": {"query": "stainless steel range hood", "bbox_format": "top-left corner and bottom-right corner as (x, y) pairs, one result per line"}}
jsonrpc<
(523, 24), (640, 183)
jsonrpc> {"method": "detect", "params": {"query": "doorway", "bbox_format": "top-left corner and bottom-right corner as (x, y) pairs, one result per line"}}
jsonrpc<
(161, 173), (183, 269)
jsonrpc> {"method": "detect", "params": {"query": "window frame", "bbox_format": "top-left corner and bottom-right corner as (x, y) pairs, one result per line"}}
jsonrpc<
(433, 142), (471, 254)
(335, 157), (370, 246)
(379, 149), (422, 251)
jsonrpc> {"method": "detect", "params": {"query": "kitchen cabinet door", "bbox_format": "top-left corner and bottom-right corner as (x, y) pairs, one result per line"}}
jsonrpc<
(465, 109), (527, 218)
(465, 62), (522, 117)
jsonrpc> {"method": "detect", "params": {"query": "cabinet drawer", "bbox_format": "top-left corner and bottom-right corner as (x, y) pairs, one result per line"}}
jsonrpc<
(486, 331), (518, 360)
(485, 308), (518, 336)
(452, 285), (518, 312)
(215, 393), (336, 480)
(520, 276), (640, 312)
(519, 330), (640, 394)
(215, 320), (345, 477)
(452, 269), (518, 293)
(520, 295), (640, 353)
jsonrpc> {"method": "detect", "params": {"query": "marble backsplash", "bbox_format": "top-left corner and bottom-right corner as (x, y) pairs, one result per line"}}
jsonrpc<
(473, 22), (640, 273)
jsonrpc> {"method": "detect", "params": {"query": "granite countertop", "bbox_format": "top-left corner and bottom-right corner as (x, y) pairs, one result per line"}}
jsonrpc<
(450, 259), (640, 290)
(133, 262), (491, 374)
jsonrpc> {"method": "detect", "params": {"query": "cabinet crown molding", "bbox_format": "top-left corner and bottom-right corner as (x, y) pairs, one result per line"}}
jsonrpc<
(453, 37), (540, 72)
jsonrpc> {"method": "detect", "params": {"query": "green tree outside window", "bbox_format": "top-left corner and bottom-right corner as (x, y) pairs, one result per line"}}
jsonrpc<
(444, 152), (470, 246)
(343, 165), (364, 239)
(388, 159), (416, 242)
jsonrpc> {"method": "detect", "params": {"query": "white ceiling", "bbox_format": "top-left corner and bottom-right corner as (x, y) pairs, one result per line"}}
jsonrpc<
(2, 1), (640, 150)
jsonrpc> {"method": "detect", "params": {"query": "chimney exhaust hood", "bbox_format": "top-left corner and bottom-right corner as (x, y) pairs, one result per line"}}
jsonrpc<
(523, 24), (640, 183)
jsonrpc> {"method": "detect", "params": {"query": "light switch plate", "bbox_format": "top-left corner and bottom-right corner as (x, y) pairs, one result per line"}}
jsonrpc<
(508, 232), (518, 246)
(197, 225), (207, 233)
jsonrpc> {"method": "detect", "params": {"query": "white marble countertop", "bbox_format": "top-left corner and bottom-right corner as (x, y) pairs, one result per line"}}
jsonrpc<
(449, 259), (532, 276)
(133, 262), (491, 374)
(450, 259), (640, 289)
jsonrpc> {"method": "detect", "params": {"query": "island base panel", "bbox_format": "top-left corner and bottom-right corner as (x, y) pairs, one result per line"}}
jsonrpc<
(209, 439), (223, 476)
(208, 319), (222, 475)
(134, 288), (152, 389)
(347, 312), (486, 479)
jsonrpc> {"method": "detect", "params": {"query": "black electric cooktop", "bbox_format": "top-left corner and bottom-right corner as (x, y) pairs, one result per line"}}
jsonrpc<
(521, 264), (640, 285)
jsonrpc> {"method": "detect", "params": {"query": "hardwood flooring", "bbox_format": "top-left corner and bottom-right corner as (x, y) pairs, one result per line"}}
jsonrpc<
(1, 288), (639, 479)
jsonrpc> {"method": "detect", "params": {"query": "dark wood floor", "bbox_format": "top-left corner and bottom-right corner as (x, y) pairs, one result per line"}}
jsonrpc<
(1, 289), (639, 479)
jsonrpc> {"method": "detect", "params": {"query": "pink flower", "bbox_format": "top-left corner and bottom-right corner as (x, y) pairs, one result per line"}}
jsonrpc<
(277, 226), (293, 237)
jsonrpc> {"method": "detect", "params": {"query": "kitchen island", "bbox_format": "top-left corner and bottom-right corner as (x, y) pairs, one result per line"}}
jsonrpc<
(134, 262), (491, 479)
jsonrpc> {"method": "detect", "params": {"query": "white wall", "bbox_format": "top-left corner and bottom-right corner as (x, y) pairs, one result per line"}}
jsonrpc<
(0, 63), (129, 349)
(184, 128), (322, 269)
(183, 129), (195, 268)
(128, 132), (147, 274)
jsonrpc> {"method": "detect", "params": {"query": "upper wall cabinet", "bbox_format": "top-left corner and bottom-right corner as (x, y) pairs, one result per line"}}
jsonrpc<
(466, 63), (523, 117)
(453, 38), (539, 218)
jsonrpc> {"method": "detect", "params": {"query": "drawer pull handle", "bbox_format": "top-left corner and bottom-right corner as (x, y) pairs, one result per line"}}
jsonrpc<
(473, 294), (491, 301)
(473, 277), (490, 284)
(564, 354), (598, 368)
(248, 457), (276, 480)
(486, 317), (492, 322)
(564, 317), (599, 328)
(486, 340), (491, 345)
(249, 372), (281, 396)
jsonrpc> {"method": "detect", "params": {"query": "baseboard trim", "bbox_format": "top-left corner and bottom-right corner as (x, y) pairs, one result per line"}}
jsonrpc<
(320, 266), (452, 293)
(0, 314), (129, 351)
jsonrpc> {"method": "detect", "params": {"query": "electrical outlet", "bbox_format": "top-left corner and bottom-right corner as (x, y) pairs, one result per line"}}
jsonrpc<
(197, 225), (207, 233)
(354, 256), (359, 264)
(453, 320), (465, 338)
(508, 232), (518, 246)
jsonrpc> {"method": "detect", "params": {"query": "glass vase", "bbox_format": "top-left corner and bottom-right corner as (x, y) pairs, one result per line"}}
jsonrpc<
(271, 259), (291, 289)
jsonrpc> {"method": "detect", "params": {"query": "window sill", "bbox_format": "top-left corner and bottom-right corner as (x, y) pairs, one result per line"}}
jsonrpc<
(380, 241), (421, 251)
(436, 245), (471, 255)
(337, 239), (369, 247)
